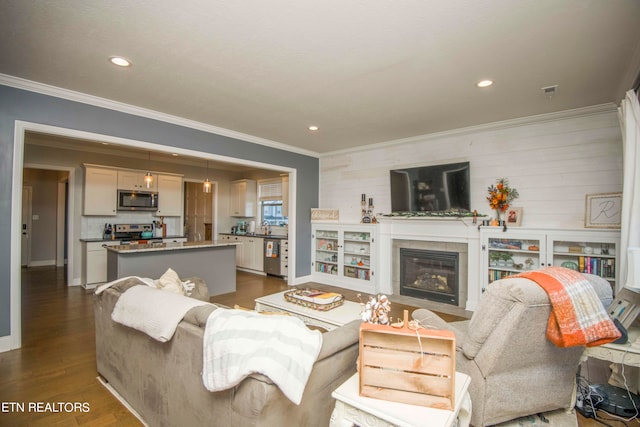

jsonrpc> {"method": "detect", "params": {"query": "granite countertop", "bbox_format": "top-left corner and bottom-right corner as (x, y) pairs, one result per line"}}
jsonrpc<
(104, 240), (240, 254)
(219, 233), (288, 240)
(80, 235), (186, 242)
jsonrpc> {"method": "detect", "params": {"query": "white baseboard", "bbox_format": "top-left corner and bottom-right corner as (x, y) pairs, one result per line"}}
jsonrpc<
(294, 274), (313, 285)
(29, 259), (56, 267)
(0, 334), (16, 353)
(237, 267), (267, 276)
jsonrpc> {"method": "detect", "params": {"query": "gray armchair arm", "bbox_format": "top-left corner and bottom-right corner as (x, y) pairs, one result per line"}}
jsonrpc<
(412, 309), (467, 348)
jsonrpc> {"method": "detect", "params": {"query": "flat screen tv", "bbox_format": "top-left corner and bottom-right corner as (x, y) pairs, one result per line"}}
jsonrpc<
(390, 162), (470, 213)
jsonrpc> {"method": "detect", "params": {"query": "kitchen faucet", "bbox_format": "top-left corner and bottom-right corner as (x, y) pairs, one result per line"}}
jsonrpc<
(261, 221), (271, 235)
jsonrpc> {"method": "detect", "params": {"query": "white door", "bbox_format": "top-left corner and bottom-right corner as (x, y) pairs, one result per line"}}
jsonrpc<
(21, 186), (32, 267)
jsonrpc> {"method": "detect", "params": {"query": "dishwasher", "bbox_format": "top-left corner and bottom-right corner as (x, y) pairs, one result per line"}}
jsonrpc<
(264, 239), (282, 276)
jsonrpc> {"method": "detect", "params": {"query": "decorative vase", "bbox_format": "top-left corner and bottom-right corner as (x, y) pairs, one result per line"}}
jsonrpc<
(489, 210), (501, 226)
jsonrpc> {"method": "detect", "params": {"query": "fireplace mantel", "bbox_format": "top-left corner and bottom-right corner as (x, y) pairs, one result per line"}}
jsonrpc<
(376, 217), (482, 311)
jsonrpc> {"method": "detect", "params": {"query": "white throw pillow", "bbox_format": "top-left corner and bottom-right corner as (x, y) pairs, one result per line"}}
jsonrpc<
(156, 268), (186, 295)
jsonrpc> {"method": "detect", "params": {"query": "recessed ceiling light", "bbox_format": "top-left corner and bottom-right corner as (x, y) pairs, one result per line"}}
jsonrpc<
(476, 80), (493, 88)
(171, 153), (179, 157)
(109, 56), (132, 67)
(308, 125), (319, 131)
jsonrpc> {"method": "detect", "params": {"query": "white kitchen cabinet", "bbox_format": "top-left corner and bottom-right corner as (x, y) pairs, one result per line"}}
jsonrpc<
(311, 223), (376, 293)
(155, 174), (183, 217)
(480, 227), (620, 293)
(83, 165), (118, 216)
(280, 239), (289, 277)
(220, 234), (264, 272)
(237, 235), (264, 271)
(83, 240), (121, 288)
(219, 234), (243, 266)
(117, 169), (157, 192)
(230, 179), (257, 217)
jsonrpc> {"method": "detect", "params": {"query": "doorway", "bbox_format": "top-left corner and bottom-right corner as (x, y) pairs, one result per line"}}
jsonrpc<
(184, 181), (216, 241)
(21, 168), (70, 270)
(9, 121), (298, 352)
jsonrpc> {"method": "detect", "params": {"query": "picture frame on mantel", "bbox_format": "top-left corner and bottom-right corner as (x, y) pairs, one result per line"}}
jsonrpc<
(506, 207), (522, 226)
(311, 208), (339, 222)
(585, 193), (622, 229)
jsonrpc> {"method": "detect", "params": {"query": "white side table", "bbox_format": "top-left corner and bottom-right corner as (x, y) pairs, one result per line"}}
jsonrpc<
(330, 372), (472, 427)
(583, 326), (640, 367)
(581, 326), (640, 395)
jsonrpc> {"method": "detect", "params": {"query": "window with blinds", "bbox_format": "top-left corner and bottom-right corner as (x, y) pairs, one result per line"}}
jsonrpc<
(258, 179), (287, 225)
(258, 179), (282, 201)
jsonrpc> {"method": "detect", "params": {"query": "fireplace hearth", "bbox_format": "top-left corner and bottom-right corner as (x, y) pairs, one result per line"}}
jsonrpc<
(399, 248), (459, 305)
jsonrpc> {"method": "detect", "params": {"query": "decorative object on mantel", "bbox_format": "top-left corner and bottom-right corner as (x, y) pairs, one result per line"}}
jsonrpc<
(310, 208), (339, 222)
(487, 178), (519, 227)
(358, 293), (391, 325)
(506, 207), (523, 226)
(382, 209), (480, 218)
(360, 194), (376, 223)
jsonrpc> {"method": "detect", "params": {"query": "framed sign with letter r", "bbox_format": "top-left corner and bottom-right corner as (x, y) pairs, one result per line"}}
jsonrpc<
(585, 193), (622, 229)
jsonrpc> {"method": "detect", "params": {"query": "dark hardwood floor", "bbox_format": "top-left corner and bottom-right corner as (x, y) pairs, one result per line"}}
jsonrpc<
(0, 266), (612, 426)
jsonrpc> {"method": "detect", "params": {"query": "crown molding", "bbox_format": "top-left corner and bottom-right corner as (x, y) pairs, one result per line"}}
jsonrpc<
(1, 74), (620, 160)
(0, 73), (320, 158)
(321, 103), (619, 157)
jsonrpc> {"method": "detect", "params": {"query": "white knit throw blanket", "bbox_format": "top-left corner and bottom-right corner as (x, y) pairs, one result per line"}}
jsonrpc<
(202, 309), (322, 405)
(95, 275), (157, 294)
(111, 285), (209, 342)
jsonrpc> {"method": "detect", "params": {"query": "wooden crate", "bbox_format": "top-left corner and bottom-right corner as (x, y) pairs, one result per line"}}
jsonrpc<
(358, 311), (456, 410)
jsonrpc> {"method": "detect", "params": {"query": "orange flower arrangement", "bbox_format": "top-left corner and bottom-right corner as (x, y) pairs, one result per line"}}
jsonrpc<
(487, 178), (519, 219)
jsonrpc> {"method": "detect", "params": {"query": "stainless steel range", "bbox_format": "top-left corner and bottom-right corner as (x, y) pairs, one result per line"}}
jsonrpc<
(113, 223), (163, 245)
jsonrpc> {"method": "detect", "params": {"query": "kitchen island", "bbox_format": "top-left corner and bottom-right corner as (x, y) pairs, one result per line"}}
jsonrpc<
(105, 240), (240, 296)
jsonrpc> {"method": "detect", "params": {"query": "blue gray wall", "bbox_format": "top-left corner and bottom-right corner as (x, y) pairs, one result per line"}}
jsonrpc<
(0, 84), (319, 338)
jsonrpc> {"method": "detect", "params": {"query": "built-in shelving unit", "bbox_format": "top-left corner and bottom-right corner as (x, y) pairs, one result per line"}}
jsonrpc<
(480, 227), (620, 293)
(312, 223), (376, 292)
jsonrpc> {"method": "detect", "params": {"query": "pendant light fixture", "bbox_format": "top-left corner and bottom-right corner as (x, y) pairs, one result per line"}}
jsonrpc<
(203, 160), (211, 193)
(144, 152), (153, 189)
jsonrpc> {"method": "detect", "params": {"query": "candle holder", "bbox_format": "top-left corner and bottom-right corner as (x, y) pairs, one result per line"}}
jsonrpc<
(361, 194), (374, 223)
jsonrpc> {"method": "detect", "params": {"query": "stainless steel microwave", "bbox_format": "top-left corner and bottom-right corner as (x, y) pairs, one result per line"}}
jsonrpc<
(117, 190), (158, 211)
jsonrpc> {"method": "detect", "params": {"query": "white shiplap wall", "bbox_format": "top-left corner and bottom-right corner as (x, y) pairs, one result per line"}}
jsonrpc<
(319, 106), (623, 229)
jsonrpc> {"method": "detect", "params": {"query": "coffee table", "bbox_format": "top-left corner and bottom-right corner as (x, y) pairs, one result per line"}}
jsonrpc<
(254, 290), (362, 330)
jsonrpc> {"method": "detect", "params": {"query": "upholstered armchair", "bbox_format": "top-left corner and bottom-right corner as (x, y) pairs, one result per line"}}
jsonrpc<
(412, 273), (614, 427)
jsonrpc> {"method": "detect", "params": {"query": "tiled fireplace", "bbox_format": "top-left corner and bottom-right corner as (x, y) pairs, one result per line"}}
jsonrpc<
(376, 217), (481, 313)
(393, 240), (467, 308)
(399, 248), (460, 305)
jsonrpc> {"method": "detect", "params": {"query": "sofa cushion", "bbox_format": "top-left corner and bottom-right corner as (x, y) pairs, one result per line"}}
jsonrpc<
(183, 304), (220, 327)
(156, 268), (187, 295)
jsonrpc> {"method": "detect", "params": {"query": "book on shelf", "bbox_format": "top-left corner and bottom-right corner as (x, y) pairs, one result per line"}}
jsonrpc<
(578, 256), (615, 279)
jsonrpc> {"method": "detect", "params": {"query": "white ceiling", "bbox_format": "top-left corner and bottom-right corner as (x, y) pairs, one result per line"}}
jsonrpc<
(2, 0), (640, 155)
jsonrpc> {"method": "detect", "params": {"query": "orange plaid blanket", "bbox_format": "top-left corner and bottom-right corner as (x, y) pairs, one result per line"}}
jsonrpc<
(515, 267), (620, 347)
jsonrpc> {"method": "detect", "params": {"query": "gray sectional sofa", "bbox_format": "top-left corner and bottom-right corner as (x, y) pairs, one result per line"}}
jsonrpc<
(94, 279), (360, 427)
